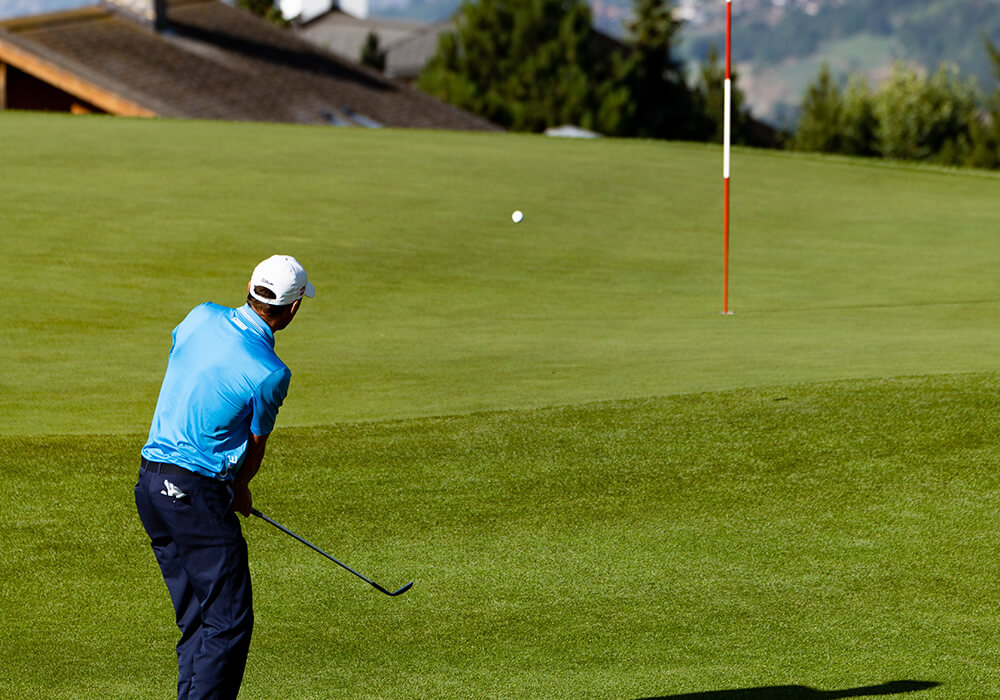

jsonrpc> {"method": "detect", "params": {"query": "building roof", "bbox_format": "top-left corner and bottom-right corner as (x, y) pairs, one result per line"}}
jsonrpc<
(0, 0), (501, 129)
(380, 20), (451, 81)
(296, 9), (425, 67)
(297, 12), (628, 84)
(297, 10), (449, 81)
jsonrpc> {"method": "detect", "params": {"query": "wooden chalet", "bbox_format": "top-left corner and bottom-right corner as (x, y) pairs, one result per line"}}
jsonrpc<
(0, 0), (500, 129)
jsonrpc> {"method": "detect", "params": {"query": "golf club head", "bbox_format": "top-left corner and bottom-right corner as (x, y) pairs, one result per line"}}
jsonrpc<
(387, 581), (414, 596)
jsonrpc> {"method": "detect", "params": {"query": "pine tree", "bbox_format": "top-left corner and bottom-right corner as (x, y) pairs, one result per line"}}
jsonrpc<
(235, 0), (289, 26)
(618, 0), (696, 139)
(968, 35), (1000, 169)
(838, 74), (877, 157)
(792, 63), (843, 153)
(691, 44), (750, 144)
(360, 31), (386, 72)
(418, 0), (611, 132)
(873, 62), (979, 165)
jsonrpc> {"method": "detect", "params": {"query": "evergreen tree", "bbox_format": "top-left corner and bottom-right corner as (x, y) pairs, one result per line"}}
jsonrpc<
(873, 62), (980, 165)
(235, 0), (290, 26)
(617, 0), (697, 139)
(692, 44), (749, 144)
(792, 63), (843, 153)
(360, 31), (386, 72)
(838, 74), (878, 157)
(968, 35), (1000, 169)
(418, 0), (614, 132)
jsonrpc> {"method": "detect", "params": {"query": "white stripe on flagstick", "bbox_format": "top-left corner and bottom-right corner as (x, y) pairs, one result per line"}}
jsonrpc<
(723, 79), (731, 179)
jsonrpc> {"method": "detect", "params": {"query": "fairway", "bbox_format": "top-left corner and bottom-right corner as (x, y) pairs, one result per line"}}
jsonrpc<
(2, 112), (1000, 698)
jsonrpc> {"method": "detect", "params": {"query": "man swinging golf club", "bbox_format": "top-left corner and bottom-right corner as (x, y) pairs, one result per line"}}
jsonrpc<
(135, 255), (315, 699)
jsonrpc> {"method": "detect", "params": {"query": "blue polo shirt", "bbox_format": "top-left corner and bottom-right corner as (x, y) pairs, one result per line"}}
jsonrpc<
(141, 302), (291, 481)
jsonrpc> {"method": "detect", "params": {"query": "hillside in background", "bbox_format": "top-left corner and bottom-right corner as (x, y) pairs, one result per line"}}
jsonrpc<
(0, 0), (96, 16)
(680, 0), (1000, 126)
(4, 0), (1000, 128)
(376, 0), (1000, 128)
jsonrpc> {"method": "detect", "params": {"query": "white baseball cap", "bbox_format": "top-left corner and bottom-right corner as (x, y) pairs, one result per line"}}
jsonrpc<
(248, 255), (316, 306)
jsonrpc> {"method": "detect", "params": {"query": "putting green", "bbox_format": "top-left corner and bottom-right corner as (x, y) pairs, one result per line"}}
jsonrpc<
(2, 112), (998, 698)
(3, 113), (999, 436)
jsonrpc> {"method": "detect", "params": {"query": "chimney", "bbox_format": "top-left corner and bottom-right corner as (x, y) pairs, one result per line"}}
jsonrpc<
(102, 0), (168, 31)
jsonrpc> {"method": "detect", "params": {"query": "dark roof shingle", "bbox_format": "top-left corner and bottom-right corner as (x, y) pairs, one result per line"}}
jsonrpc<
(0, 0), (500, 130)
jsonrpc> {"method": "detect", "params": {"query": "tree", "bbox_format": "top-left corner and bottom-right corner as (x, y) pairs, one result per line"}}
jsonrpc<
(235, 0), (290, 26)
(616, 0), (698, 139)
(792, 63), (843, 153)
(360, 31), (386, 72)
(418, 0), (615, 132)
(838, 74), (878, 157)
(873, 62), (980, 165)
(691, 44), (749, 144)
(968, 35), (1000, 169)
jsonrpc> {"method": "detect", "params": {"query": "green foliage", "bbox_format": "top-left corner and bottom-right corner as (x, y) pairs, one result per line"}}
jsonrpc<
(839, 74), (878, 157)
(689, 44), (750, 144)
(873, 62), (980, 165)
(360, 30), (386, 72)
(614, 0), (696, 139)
(235, 0), (290, 26)
(793, 66), (877, 156)
(419, 0), (709, 139)
(418, 0), (613, 132)
(967, 34), (1000, 169)
(792, 63), (843, 152)
(794, 60), (985, 167)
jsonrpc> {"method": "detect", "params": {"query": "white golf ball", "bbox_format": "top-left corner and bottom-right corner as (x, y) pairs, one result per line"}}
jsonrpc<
(512, 210), (524, 223)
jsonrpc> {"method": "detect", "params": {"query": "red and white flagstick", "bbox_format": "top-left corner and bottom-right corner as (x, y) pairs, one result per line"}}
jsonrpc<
(722, 0), (733, 315)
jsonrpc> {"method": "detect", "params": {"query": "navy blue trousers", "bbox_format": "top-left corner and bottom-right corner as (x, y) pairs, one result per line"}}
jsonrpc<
(135, 460), (254, 700)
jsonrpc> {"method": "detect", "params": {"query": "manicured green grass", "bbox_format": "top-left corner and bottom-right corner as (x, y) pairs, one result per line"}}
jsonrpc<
(3, 375), (1000, 698)
(2, 112), (1000, 434)
(2, 112), (1000, 698)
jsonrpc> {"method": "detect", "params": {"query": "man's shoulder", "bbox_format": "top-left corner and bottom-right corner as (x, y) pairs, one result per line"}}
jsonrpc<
(171, 303), (230, 344)
(193, 301), (228, 317)
(177, 301), (229, 327)
(177, 300), (218, 320)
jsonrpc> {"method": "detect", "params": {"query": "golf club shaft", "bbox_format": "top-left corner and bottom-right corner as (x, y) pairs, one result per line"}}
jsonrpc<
(250, 508), (413, 596)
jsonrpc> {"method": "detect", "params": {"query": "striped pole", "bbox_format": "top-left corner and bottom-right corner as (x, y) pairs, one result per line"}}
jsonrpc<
(723, 0), (733, 315)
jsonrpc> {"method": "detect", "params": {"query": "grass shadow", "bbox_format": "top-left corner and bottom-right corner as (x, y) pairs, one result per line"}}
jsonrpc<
(638, 680), (941, 699)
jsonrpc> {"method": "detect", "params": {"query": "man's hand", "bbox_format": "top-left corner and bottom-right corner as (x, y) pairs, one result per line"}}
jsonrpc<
(231, 484), (253, 517)
(231, 432), (267, 517)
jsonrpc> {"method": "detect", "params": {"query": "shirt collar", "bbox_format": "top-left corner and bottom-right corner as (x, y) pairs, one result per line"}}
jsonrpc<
(234, 304), (275, 347)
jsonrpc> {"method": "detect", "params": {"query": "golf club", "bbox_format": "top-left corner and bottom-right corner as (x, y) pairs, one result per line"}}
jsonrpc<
(250, 508), (414, 597)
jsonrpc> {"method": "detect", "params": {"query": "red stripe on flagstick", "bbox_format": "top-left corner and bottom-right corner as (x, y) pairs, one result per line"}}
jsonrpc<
(724, 177), (730, 313)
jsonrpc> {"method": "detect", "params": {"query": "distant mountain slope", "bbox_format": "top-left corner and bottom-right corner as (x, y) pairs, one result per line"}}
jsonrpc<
(375, 0), (1000, 127)
(682, 0), (1000, 126)
(0, 0), (96, 19)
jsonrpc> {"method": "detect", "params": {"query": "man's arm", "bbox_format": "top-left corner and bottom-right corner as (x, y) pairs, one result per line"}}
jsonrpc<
(231, 432), (269, 516)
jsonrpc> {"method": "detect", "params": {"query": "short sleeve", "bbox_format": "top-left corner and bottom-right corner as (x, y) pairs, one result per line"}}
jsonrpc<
(249, 368), (291, 436)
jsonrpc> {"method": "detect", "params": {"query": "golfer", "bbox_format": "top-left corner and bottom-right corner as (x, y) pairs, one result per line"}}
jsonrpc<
(135, 255), (315, 700)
